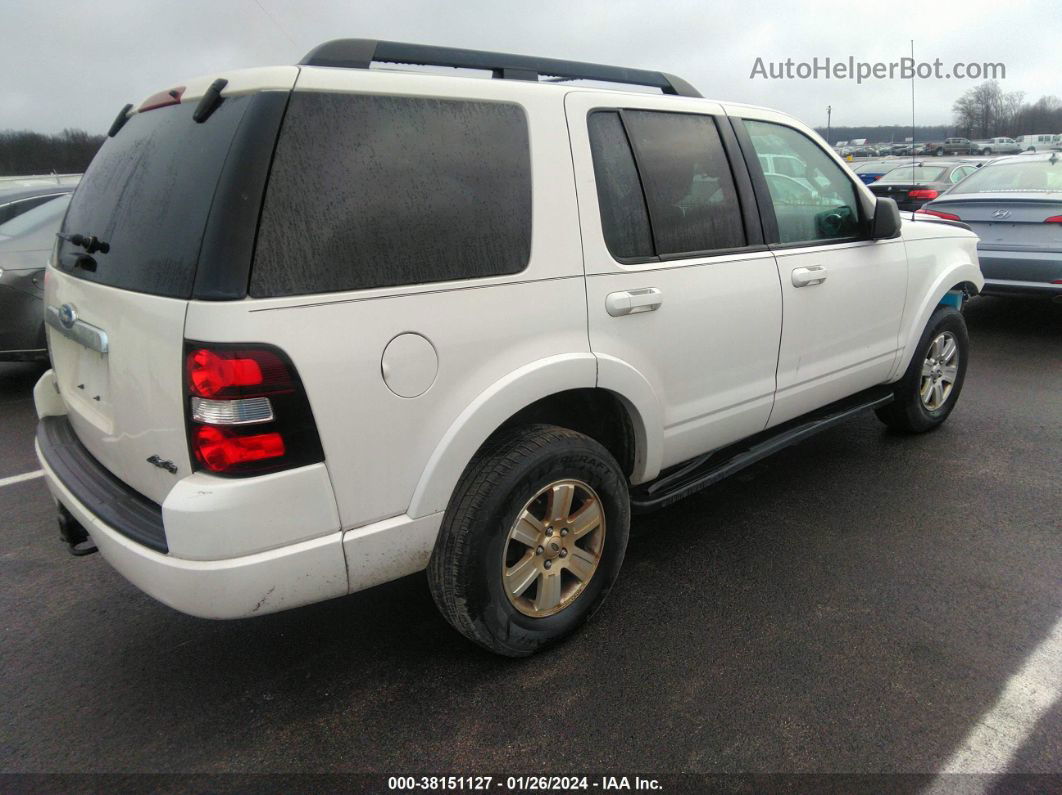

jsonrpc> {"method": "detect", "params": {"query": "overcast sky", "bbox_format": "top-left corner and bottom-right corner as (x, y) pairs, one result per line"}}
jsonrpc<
(4, 0), (1059, 135)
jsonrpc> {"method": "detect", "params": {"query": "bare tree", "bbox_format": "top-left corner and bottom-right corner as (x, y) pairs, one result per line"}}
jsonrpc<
(952, 81), (1026, 138)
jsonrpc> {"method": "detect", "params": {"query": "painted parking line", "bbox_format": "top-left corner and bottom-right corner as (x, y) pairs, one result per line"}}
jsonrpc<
(0, 469), (44, 488)
(926, 613), (1062, 788)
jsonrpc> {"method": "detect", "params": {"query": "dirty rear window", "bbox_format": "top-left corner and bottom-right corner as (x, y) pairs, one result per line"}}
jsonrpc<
(250, 92), (532, 297)
(57, 97), (251, 299)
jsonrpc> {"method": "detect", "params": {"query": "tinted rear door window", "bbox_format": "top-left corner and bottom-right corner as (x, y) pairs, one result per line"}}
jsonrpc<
(250, 93), (532, 297)
(586, 112), (654, 259)
(622, 111), (746, 256)
(57, 97), (251, 299)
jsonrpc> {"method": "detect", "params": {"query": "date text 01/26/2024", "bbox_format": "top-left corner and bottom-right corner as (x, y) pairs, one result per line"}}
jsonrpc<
(387, 776), (663, 791)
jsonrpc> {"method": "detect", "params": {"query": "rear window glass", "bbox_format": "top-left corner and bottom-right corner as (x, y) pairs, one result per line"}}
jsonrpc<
(57, 97), (251, 299)
(950, 160), (1062, 193)
(878, 166), (947, 183)
(250, 93), (532, 297)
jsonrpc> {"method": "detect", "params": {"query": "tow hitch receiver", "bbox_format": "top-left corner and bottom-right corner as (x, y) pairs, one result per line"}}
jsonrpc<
(57, 504), (97, 557)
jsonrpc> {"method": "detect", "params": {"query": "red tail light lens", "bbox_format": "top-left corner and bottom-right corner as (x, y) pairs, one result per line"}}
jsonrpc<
(908, 189), (940, 200)
(1045, 215), (1062, 223)
(188, 349), (262, 397)
(186, 348), (291, 398)
(184, 342), (323, 477)
(916, 208), (962, 221)
(193, 426), (285, 472)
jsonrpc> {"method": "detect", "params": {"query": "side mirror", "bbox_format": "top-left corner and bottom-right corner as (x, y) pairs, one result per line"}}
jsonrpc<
(872, 196), (901, 239)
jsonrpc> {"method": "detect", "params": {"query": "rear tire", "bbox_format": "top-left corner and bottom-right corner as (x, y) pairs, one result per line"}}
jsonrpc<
(876, 306), (969, 433)
(428, 424), (630, 657)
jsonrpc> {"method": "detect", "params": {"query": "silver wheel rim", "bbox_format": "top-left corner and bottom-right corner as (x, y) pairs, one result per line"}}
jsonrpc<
(920, 331), (959, 410)
(501, 479), (606, 618)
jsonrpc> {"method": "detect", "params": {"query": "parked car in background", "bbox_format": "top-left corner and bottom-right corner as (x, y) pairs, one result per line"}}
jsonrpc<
(918, 153), (1062, 299)
(847, 140), (876, 158)
(851, 160), (898, 184)
(0, 184), (75, 225)
(1014, 134), (1059, 152)
(32, 39), (982, 656)
(869, 161), (980, 210)
(924, 138), (976, 156)
(0, 193), (71, 360)
(973, 137), (1021, 156)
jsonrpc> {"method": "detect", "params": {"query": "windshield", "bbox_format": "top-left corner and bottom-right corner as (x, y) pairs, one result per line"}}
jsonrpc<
(57, 97), (251, 298)
(953, 160), (1062, 193)
(0, 194), (70, 239)
(878, 166), (947, 184)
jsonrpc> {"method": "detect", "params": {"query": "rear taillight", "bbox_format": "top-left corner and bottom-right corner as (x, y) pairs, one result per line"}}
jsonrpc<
(185, 343), (323, 476)
(908, 189), (940, 200)
(1045, 215), (1062, 223)
(916, 208), (962, 221)
(186, 348), (291, 398)
(192, 426), (286, 473)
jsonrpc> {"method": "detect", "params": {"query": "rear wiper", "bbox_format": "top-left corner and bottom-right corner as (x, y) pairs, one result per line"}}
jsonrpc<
(57, 232), (110, 255)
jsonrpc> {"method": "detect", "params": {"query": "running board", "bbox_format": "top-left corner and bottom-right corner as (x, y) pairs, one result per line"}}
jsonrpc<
(630, 386), (895, 513)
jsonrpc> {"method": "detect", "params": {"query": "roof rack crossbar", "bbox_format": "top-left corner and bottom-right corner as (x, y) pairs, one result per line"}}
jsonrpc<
(298, 39), (701, 98)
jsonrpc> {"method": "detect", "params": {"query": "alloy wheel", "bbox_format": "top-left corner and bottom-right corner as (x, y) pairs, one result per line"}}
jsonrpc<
(920, 331), (960, 410)
(502, 479), (606, 617)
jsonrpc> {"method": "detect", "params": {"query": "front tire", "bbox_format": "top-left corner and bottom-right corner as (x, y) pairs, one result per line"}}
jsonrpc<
(428, 424), (630, 657)
(876, 306), (969, 433)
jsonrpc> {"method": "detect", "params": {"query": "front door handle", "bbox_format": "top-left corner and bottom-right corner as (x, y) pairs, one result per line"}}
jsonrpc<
(792, 266), (828, 287)
(605, 288), (662, 317)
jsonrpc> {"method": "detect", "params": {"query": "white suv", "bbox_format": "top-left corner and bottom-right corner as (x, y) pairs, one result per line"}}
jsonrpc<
(35, 40), (983, 656)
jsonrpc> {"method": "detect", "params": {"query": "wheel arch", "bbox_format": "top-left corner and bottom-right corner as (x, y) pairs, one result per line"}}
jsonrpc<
(407, 354), (663, 519)
(891, 265), (983, 379)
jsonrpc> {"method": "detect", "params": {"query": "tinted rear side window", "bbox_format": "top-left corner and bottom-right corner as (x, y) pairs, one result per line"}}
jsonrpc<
(587, 112), (654, 259)
(251, 93), (532, 297)
(57, 97), (251, 299)
(622, 111), (746, 256)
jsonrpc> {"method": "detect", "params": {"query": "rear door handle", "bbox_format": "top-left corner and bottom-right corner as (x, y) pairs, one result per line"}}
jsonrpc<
(605, 288), (663, 317)
(791, 266), (828, 287)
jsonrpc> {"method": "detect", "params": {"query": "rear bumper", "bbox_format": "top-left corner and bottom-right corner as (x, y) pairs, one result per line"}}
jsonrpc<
(34, 370), (444, 619)
(37, 434), (350, 619)
(977, 249), (1062, 297)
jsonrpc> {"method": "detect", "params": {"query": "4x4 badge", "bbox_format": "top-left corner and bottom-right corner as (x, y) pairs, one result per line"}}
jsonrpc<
(146, 455), (178, 474)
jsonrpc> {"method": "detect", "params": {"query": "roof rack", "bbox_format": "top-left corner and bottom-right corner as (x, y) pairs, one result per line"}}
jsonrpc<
(298, 39), (702, 98)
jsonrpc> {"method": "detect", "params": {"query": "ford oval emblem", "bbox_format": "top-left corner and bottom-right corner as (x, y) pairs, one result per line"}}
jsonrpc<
(992, 209), (1012, 219)
(58, 303), (78, 329)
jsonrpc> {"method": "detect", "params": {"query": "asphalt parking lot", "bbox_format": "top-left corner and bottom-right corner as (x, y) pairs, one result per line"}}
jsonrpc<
(1, 296), (1059, 784)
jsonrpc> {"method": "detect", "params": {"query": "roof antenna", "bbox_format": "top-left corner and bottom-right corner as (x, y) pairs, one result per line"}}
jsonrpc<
(910, 39), (916, 169)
